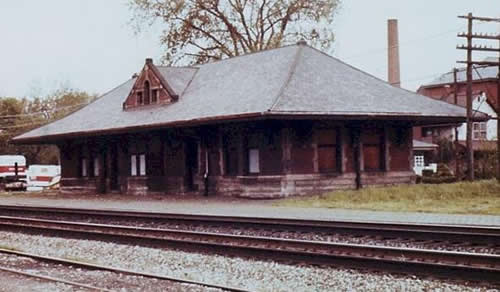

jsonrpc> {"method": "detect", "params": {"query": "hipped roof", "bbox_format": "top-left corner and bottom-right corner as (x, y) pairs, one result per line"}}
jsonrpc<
(14, 44), (472, 144)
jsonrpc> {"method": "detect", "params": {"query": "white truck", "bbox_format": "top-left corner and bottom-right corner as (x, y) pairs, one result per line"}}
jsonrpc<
(0, 155), (27, 191)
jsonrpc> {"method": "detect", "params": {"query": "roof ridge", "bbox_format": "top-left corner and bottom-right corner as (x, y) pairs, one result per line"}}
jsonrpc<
(313, 46), (469, 112)
(197, 43), (299, 67)
(268, 45), (304, 111)
(157, 65), (199, 69)
(149, 64), (178, 98)
(178, 67), (200, 98)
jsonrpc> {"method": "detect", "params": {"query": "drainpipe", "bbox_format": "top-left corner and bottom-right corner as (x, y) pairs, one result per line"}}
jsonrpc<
(204, 147), (209, 196)
(353, 129), (362, 189)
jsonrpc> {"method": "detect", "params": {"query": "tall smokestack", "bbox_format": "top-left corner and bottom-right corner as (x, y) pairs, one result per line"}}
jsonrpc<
(388, 19), (401, 87)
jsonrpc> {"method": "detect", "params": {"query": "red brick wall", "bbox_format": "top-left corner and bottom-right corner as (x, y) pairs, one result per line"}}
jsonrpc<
(418, 80), (498, 109)
(57, 120), (415, 197)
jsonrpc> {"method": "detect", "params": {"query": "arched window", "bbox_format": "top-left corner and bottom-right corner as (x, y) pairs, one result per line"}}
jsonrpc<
(144, 81), (150, 105)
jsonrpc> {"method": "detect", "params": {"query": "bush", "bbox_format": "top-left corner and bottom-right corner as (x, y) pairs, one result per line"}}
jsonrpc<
(421, 169), (434, 177)
(474, 151), (497, 179)
(421, 176), (457, 184)
(419, 163), (457, 184)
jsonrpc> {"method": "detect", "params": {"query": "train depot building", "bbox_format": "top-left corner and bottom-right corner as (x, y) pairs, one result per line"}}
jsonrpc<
(13, 43), (471, 198)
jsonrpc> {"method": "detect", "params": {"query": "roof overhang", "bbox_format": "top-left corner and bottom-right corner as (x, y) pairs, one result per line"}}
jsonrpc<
(12, 111), (471, 145)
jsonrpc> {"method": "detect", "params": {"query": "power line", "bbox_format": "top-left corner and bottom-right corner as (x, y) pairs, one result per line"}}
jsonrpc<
(341, 25), (467, 60)
(0, 120), (47, 130)
(0, 102), (89, 119)
(340, 20), (495, 61)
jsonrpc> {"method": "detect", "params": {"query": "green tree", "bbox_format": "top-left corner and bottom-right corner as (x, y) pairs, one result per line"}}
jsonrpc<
(129, 0), (341, 64)
(0, 88), (97, 165)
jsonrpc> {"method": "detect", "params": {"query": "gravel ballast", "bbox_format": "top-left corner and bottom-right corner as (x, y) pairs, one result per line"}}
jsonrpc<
(0, 231), (496, 292)
(0, 252), (219, 292)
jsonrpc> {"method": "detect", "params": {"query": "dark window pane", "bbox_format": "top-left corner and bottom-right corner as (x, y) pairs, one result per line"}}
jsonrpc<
(318, 146), (336, 172)
(364, 145), (381, 171)
(144, 81), (150, 105)
(317, 129), (337, 145)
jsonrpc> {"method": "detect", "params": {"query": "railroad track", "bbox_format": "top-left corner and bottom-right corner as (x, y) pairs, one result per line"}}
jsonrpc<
(0, 247), (247, 292)
(0, 204), (499, 252)
(0, 213), (498, 286)
(0, 263), (112, 292)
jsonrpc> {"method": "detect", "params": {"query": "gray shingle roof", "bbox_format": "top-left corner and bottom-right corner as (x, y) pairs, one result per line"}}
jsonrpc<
(423, 61), (498, 87)
(14, 44), (469, 143)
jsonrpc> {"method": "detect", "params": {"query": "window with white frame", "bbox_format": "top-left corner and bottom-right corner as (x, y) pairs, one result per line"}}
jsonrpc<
(131, 155), (137, 176)
(131, 154), (147, 176)
(81, 158), (88, 177)
(139, 154), (146, 175)
(414, 155), (424, 167)
(248, 148), (260, 174)
(93, 157), (99, 177)
(472, 122), (487, 140)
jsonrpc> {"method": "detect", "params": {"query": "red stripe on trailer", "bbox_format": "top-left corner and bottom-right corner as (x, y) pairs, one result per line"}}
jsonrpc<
(33, 176), (52, 182)
(0, 166), (26, 172)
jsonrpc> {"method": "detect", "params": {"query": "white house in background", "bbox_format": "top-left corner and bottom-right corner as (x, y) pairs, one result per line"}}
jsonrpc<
(454, 92), (497, 141)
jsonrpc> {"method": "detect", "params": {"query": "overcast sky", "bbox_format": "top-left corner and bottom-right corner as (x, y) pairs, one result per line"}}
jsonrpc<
(0, 0), (498, 98)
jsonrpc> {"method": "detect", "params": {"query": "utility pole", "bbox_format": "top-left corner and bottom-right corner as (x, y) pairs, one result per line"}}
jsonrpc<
(457, 13), (500, 181)
(453, 68), (460, 179)
(497, 39), (500, 182)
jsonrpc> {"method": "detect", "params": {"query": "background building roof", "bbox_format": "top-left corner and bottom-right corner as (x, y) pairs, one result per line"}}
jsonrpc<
(413, 140), (439, 151)
(422, 58), (499, 88)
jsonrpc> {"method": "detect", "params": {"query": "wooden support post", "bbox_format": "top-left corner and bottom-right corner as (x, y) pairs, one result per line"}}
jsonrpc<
(218, 129), (225, 176)
(339, 127), (346, 174)
(312, 128), (319, 173)
(383, 126), (391, 172)
(237, 131), (246, 176)
(282, 127), (292, 174)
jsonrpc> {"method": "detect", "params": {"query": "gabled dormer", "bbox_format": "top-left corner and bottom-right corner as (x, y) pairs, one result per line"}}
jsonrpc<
(123, 58), (179, 110)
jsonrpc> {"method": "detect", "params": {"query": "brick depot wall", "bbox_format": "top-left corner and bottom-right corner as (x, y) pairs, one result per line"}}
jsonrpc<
(57, 120), (415, 198)
(60, 178), (97, 194)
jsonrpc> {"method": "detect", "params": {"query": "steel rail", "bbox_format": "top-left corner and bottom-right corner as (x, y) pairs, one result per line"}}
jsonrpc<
(0, 265), (112, 292)
(0, 215), (498, 285)
(0, 247), (249, 292)
(0, 204), (499, 244)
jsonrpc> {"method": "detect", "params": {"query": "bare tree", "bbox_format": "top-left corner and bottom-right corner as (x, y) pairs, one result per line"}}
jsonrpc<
(129, 0), (341, 64)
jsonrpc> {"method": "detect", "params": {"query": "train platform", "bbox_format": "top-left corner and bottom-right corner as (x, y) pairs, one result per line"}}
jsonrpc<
(0, 193), (499, 227)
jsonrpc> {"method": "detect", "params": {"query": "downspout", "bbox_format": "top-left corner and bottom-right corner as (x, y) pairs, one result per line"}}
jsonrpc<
(353, 129), (362, 189)
(203, 146), (209, 196)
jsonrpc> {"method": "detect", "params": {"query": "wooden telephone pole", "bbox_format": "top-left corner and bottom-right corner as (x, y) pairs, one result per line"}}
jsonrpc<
(457, 13), (500, 181)
(453, 68), (460, 179)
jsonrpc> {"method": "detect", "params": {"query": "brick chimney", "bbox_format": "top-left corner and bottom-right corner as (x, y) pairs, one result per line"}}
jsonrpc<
(387, 19), (401, 87)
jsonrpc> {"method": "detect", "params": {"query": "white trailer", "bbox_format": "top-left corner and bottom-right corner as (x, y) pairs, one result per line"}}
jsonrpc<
(0, 155), (27, 191)
(26, 165), (61, 191)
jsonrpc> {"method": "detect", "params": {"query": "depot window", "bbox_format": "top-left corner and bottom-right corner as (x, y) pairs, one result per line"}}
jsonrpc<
(131, 154), (146, 176)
